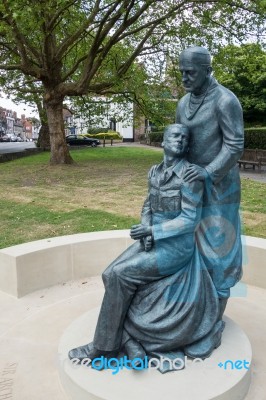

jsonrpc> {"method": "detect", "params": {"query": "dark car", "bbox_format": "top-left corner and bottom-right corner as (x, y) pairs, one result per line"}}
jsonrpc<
(65, 135), (100, 147)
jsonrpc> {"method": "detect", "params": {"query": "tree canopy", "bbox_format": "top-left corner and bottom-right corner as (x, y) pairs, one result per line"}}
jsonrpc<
(213, 43), (266, 125)
(0, 0), (265, 163)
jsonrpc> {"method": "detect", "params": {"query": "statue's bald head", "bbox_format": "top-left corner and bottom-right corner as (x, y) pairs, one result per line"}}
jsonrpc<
(180, 46), (211, 66)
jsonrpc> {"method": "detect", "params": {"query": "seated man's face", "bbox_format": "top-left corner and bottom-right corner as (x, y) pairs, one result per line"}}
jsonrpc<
(163, 129), (189, 157)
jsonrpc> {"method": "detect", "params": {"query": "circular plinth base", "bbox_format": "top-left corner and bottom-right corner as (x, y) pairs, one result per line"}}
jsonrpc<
(58, 308), (252, 400)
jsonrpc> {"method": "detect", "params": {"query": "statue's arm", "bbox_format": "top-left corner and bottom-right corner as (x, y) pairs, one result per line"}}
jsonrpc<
(140, 165), (155, 226)
(141, 196), (152, 226)
(140, 195), (153, 251)
(131, 166), (154, 250)
(152, 180), (203, 241)
(204, 94), (244, 183)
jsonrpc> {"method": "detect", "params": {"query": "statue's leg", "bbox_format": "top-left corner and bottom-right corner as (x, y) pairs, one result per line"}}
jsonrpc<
(69, 239), (182, 362)
(68, 342), (117, 362)
(68, 242), (145, 362)
(93, 241), (160, 352)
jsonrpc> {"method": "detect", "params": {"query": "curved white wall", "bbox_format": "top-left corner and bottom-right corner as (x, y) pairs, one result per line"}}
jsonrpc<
(0, 231), (265, 298)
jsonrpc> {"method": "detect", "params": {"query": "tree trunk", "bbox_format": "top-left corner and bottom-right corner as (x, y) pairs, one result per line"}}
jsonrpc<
(45, 96), (73, 165)
(35, 99), (50, 150)
(37, 123), (50, 150)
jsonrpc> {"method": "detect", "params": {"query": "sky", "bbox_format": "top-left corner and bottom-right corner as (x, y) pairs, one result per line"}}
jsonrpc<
(0, 92), (39, 119)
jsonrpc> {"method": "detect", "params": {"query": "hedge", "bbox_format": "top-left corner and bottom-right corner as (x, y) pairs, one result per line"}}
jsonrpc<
(149, 131), (164, 143)
(244, 128), (266, 150)
(87, 127), (109, 135)
(84, 130), (123, 140)
(150, 126), (165, 133)
(146, 127), (266, 150)
(139, 127), (266, 150)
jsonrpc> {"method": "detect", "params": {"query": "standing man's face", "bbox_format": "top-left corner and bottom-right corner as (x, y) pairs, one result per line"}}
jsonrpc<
(179, 59), (210, 95)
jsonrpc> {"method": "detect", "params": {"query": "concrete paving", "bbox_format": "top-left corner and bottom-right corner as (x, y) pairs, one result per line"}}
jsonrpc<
(239, 167), (266, 183)
(0, 142), (36, 154)
(0, 278), (265, 400)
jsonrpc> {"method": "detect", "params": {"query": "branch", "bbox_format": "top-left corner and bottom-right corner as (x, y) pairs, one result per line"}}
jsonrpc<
(61, 54), (88, 81)
(5, 86), (42, 94)
(56, 0), (102, 61)
(0, 42), (20, 58)
(78, 1), (155, 88)
(117, 0), (191, 42)
(47, 0), (79, 31)
(0, 64), (23, 71)
(116, 26), (157, 78)
(1, 1), (42, 75)
(226, 0), (265, 14)
(58, 80), (115, 96)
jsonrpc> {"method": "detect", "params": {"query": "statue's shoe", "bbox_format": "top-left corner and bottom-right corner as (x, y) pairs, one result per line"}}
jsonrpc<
(68, 342), (117, 363)
(184, 320), (225, 359)
(124, 339), (146, 365)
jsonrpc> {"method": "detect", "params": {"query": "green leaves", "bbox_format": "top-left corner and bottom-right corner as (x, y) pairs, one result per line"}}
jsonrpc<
(213, 44), (266, 124)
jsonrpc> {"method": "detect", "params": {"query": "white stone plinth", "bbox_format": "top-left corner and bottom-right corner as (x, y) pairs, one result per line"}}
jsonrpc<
(58, 309), (252, 400)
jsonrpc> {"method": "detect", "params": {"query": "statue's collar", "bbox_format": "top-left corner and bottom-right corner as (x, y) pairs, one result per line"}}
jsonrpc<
(185, 77), (218, 120)
(172, 159), (188, 178)
(158, 158), (186, 180)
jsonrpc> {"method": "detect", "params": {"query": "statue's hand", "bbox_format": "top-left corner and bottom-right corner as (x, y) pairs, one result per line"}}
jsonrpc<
(130, 224), (152, 240)
(143, 235), (153, 252)
(183, 164), (208, 183)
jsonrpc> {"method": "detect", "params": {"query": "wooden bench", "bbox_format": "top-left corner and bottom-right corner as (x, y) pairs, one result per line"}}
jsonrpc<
(238, 149), (266, 172)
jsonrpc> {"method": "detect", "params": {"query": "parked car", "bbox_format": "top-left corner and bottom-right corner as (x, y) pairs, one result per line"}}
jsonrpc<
(16, 136), (24, 142)
(0, 134), (11, 142)
(65, 135), (100, 147)
(10, 135), (18, 142)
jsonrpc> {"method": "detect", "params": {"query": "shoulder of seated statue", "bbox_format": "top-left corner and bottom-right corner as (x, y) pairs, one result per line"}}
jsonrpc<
(148, 164), (161, 179)
(182, 160), (192, 176)
(181, 167), (204, 194)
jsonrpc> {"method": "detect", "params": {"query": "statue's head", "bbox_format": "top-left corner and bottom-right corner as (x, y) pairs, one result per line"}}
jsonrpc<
(179, 46), (212, 95)
(162, 124), (189, 157)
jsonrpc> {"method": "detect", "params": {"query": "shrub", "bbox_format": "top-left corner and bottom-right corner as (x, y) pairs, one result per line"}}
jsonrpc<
(87, 127), (109, 135)
(146, 127), (266, 150)
(244, 128), (266, 150)
(149, 131), (164, 143)
(84, 130), (123, 140)
(150, 126), (165, 133)
(138, 134), (147, 141)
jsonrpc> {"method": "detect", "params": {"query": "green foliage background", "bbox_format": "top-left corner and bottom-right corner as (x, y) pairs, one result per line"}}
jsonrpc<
(213, 44), (266, 125)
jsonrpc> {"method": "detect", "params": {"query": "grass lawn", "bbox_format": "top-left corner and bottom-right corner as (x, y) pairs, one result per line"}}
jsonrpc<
(0, 146), (265, 249)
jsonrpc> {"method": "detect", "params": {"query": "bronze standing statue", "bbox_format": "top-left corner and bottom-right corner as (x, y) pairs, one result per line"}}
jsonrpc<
(176, 47), (244, 357)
